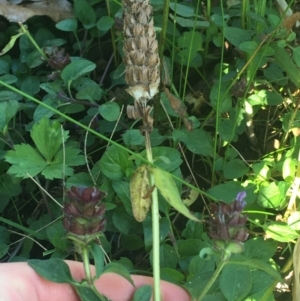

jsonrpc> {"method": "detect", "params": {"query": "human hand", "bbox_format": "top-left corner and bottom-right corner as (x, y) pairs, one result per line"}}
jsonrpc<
(0, 260), (190, 301)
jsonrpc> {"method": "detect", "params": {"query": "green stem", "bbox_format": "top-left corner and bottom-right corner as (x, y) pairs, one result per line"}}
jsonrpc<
(18, 23), (47, 60)
(145, 131), (161, 301)
(197, 260), (227, 301)
(81, 246), (93, 284)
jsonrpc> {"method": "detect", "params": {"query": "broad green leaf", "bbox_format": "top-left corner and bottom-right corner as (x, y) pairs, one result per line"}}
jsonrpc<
(209, 82), (232, 113)
(26, 50), (44, 68)
(182, 213), (203, 239)
(132, 285), (152, 301)
(0, 74), (17, 84)
(288, 211), (300, 230)
(103, 262), (134, 286)
(99, 145), (133, 180)
(272, 44), (300, 87)
(46, 221), (67, 251)
(151, 167), (200, 222)
(0, 32), (24, 55)
(293, 46), (300, 67)
(257, 181), (289, 209)
(90, 243), (104, 278)
(265, 221), (298, 242)
(73, 77), (102, 102)
(74, 0), (96, 29)
(112, 181), (132, 214)
(31, 117), (66, 161)
(170, 14), (209, 28)
(0, 100), (19, 133)
(160, 268), (185, 283)
(121, 234), (144, 251)
(33, 97), (57, 122)
(169, 3), (195, 17)
(177, 128), (213, 156)
(178, 239), (204, 256)
(0, 243), (8, 258)
(282, 157), (295, 182)
(0, 90), (22, 102)
(28, 259), (75, 284)
(220, 264), (252, 301)
(223, 159), (249, 179)
(244, 238), (277, 262)
(20, 76), (40, 96)
(56, 19), (78, 32)
(223, 27), (253, 47)
(0, 59), (9, 74)
(238, 41), (258, 54)
(76, 286), (105, 301)
(112, 207), (139, 235)
(123, 129), (145, 146)
(150, 243), (178, 269)
(143, 216), (170, 250)
(98, 102), (120, 122)
(5, 144), (47, 178)
(97, 16), (115, 32)
(61, 59), (96, 84)
(130, 165), (151, 222)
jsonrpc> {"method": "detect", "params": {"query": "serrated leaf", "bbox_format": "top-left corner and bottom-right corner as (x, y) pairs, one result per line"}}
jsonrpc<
(5, 144), (47, 178)
(130, 165), (151, 222)
(151, 167), (200, 222)
(31, 117), (66, 161)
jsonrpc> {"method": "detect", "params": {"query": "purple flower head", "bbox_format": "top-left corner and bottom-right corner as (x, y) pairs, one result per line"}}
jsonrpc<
(208, 192), (248, 244)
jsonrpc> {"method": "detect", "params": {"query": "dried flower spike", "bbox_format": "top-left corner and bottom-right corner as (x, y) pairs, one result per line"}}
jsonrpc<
(208, 192), (248, 254)
(63, 186), (107, 243)
(122, 0), (160, 106)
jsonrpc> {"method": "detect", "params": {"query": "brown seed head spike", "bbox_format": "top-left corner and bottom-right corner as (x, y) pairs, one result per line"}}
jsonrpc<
(122, 0), (160, 106)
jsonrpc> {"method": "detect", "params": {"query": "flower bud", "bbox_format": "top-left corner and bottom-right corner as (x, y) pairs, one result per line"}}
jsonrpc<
(63, 186), (107, 242)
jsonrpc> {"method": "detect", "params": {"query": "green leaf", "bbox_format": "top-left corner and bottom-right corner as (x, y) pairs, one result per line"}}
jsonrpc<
(0, 32), (24, 55)
(26, 50), (43, 68)
(0, 100), (19, 133)
(5, 144), (47, 178)
(238, 41), (258, 54)
(20, 76), (40, 96)
(28, 259), (75, 284)
(0, 90), (22, 102)
(223, 159), (249, 179)
(0, 59), (9, 74)
(220, 264), (252, 301)
(99, 145), (133, 180)
(288, 211), (300, 230)
(97, 16), (115, 32)
(90, 243), (104, 278)
(210, 82), (232, 113)
(61, 59), (96, 84)
(282, 157), (295, 182)
(76, 286), (107, 301)
(169, 3), (195, 17)
(132, 285), (152, 301)
(160, 268), (185, 283)
(272, 44), (300, 87)
(292, 46), (300, 67)
(56, 19), (78, 32)
(121, 234), (144, 251)
(244, 238), (277, 262)
(151, 167), (201, 222)
(98, 102), (120, 122)
(177, 129), (213, 156)
(182, 214), (203, 239)
(103, 262), (134, 286)
(257, 181), (289, 209)
(223, 27), (253, 47)
(31, 117), (65, 161)
(74, 0), (96, 29)
(170, 15), (209, 28)
(123, 129), (145, 146)
(150, 243), (178, 269)
(265, 221), (298, 242)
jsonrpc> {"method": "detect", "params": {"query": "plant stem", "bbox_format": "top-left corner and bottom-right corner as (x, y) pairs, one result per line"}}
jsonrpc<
(81, 245), (93, 284)
(18, 23), (47, 60)
(145, 131), (161, 301)
(197, 259), (227, 301)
